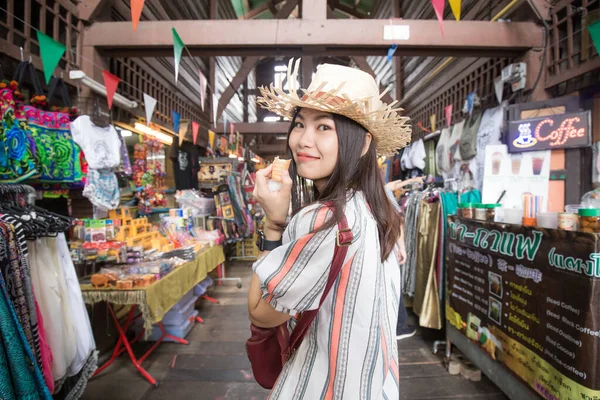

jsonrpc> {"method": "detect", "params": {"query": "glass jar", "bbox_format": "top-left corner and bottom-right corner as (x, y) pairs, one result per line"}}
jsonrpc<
(458, 203), (475, 219)
(474, 204), (486, 221)
(483, 204), (501, 222)
(581, 189), (600, 209)
(578, 209), (600, 233)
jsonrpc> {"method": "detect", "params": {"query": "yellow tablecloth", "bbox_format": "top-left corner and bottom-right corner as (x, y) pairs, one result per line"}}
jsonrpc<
(80, 245), (225, 335)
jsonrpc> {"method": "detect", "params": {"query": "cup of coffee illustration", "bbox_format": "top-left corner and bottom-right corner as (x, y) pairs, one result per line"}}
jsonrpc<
(492, 152), (503, 175)
(532, 155), (544, 176)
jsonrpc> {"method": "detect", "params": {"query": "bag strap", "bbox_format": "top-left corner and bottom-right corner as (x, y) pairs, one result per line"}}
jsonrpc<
(282, 210), (353, 360)
(48, 77), (72, 108)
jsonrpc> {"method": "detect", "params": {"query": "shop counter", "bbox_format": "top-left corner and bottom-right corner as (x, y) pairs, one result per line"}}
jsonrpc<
(80, 245), (225, 386)
(446, 216), (600, 400)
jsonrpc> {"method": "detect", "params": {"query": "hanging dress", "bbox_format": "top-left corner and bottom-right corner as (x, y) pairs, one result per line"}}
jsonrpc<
(0, 237), (51, 399)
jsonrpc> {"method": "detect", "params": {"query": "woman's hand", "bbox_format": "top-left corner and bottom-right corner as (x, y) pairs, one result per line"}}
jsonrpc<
(253, 164), (293, 229)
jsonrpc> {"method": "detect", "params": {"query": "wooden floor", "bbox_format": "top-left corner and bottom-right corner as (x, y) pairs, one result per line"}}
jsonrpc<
(82, 262), (508, 400)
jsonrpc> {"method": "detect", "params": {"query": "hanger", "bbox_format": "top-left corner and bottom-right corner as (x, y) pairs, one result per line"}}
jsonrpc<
(90, 97), (110, 128)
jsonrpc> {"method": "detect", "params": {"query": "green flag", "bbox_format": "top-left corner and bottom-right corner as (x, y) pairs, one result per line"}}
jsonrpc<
(172, 28), (185, 84)
(589, 20), (600, 56)
(37, 31), (66, 84)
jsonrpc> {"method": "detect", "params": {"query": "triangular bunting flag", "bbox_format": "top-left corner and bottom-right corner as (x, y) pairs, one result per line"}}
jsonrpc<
(494, 76), (504, 104)
(143, 93), (157, 125)
(430, 114), (437, 132)
(588, 20), (600, 55)
(37, 32), (66, 84)
(229, 122), (235, 145)
(199, 70), (207, 112)
(466, 92), (475, 115)
(449, 0), (461, 21)
(431, 0), (445, 37)
(172, 28), (185, 84)
(445, 104), (453, 126)
(213, 93), (218, 128)
(102, 70), (121, 110)
(172, 110), (181, 134)
(131, 0), (145, 31)
(208, 130), (215, 151)
(192, 121), (200, 145)
(221, 137), (227, 153)
(179, 120), (189, 146)
(387, 44), (397, 63)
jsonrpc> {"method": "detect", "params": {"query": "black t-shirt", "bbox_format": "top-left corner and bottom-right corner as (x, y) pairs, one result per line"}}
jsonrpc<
(169, 141), (195, 190)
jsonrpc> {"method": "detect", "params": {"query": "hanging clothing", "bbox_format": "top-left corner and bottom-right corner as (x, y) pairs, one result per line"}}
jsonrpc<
(402, 191), (420, 296)
(0, 88), (38, 182)
(470, 105), (505, 191)
(28, 237), (78, 384)
(413, 198), (443, 330)
(83, 169), (120, 210)
(20, 106), (84, 183)
(410, 139), (426, 171)
(254, 192), (401, 400)
(459, 111), (483, 160)
(0, 242), (51, 399)
(70, 116), (121, 170)
(436, 127), (451, 177)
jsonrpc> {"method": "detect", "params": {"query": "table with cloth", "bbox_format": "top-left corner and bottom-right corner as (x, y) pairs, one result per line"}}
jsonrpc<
(80, 245), (225, 386)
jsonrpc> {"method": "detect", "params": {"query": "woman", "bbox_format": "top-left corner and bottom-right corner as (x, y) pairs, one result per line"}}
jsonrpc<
(248, 61), (411, 399)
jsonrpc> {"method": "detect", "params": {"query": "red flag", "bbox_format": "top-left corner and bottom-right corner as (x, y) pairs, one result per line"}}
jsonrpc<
(431, 0), (445, 37)
(131, 0), (145, 31)
(192, 121), (200, 145)
(445, 104), (453, 126)
(102, 70), (121, 110)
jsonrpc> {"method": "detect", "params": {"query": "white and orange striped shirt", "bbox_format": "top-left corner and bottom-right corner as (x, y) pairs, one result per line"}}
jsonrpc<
(254, 191), (401, 400)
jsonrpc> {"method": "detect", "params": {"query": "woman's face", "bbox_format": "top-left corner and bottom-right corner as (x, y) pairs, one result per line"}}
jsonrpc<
(288, 108), (338, 190)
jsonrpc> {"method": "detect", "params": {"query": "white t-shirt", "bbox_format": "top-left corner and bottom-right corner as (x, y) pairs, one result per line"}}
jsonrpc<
(411, 139), (426, 170)
(471, 105), (504, 190)
(401, 144), (413, 171)
(71, 115), (121, 170)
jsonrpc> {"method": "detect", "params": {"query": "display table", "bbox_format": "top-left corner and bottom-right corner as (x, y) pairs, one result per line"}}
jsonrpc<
(81, 245), (225, 386)
(445, 217), (600, 400)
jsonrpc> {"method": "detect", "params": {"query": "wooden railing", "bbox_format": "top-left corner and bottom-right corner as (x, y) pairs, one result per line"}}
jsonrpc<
(0, 0), (82, 75)
(546, 0), (600, 90)
(409, 58), (511, 139)
(110, 58), (206, 126)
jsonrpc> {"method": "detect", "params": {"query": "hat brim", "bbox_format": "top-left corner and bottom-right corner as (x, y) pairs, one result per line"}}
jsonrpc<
(257, 84), (412, 156)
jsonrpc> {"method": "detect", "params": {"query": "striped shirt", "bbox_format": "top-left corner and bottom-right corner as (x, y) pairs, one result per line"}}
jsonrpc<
(254, 191), (401, 400)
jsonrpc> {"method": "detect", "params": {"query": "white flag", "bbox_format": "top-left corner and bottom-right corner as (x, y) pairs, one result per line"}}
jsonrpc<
(143, 93), (157, 125)
(213, 93), (218, 128)
(494, 76), (504, 105)
(199, 70), (207, 112)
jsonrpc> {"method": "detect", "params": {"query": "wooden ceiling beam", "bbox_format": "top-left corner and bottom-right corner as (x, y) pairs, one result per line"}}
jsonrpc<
(215, 122), (290, 135)
(86, 20), (542, 58)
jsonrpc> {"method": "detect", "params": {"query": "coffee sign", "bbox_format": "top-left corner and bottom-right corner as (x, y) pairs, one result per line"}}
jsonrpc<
(507, 111), (591, 153)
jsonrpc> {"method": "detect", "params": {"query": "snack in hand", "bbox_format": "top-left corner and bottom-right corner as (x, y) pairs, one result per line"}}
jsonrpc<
(271, 157), (291, 183)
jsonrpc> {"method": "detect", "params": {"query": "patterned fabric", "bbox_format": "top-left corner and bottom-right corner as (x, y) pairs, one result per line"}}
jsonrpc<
(0, 89), (38, 182)
(19, 105), (83, 182)
(0, 216), (43, 369)
(83, 169), (120, 210)
(253, 192), (401, 400)
(0, 246), (52, 399)
(0, 220), (40, 365)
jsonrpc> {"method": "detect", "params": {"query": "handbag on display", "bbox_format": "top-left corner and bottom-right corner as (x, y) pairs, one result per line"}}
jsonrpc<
(246, 210), (354, 389)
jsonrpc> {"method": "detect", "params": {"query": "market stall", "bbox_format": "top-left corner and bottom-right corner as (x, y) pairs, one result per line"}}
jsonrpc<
(80, 245), (225, 386)
(446, 215), (600, 400)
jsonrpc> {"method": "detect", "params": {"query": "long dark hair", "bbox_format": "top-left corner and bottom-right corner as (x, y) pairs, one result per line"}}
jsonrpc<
(287, 108), (403, 262)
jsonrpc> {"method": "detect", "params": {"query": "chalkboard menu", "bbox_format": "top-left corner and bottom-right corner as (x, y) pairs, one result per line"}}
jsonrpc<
(446, 216), (600, 400)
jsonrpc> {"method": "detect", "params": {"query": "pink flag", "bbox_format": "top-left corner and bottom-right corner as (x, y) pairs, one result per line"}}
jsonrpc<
(192, 121), (200, 145)
(229, 122), (235, 145)
(431, 0), (445, 37)
(199, 70), (207, 112)
(102, 70), (121, 110)
(445, 104), (453, 126)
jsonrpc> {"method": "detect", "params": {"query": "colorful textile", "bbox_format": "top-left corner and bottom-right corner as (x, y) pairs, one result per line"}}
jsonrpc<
(0, 89), (38, 182)
(0, 247), (52, 399)
(19, 105), (83, 182)
(253, 192), (401, 400)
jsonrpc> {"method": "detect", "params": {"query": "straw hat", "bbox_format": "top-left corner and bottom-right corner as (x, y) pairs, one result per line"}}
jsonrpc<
(257, 59), (412, 156)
